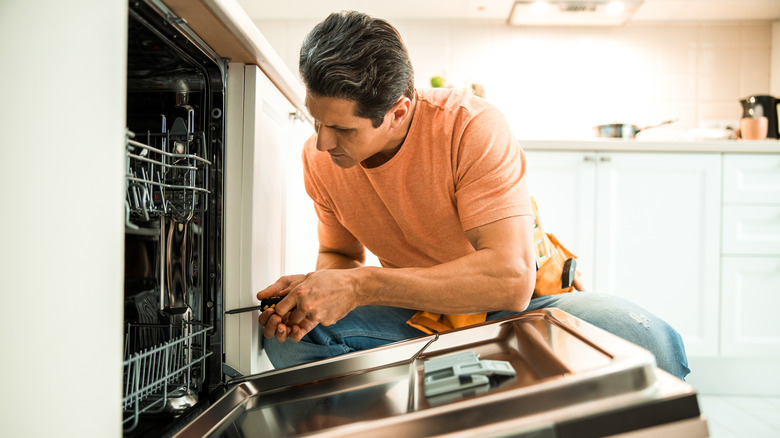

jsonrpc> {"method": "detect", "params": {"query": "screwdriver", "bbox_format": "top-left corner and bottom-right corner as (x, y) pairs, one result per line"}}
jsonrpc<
(224, 297), (283, 314)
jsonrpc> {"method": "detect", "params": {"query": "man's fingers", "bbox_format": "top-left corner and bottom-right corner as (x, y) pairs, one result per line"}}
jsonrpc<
(291, 318), (318, 342)
(287, 307), (309, 326)
(275, 323), (290, 342)
(258, 308), (274, 327)
(274, 292), (300, 316)
(256, 280), (284, 300)
(256, 274), (305, 300)
(290, 326), (302, 342)
(261, 314), (282, 338)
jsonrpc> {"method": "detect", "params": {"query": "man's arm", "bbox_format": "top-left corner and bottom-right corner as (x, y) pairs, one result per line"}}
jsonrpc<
(260, 214), (536, 342)
(316, 241), (365, 270)
(358, 214), (536, 314)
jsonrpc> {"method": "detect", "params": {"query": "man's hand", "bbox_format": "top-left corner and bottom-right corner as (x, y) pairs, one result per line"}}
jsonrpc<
(256, 270), (361, 342)
(257, 275), (313, 343)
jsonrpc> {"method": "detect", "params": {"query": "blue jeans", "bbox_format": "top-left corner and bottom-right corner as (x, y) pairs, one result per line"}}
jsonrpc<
(263, 292), (691, 380)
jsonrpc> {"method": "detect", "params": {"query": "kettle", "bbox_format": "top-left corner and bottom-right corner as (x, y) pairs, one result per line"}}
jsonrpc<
(741, 95), (779, 139)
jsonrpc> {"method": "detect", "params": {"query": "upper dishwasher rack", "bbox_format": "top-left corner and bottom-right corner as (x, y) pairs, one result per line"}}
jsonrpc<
(125, 116), (211, 224)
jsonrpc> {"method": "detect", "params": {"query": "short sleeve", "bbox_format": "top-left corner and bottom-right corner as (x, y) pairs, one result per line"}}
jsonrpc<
(452, 107), (532, 230)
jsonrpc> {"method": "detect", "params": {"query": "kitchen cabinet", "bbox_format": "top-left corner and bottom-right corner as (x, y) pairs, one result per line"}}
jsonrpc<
(224, 64), (314, 375)
(721, 257), (780, 356)
(283, 114), (319, 276)
(720, 154), (780, 357)
(525, 147), (780, 394)
(524, 151), (722, 357)
(521, 151), (597, 287)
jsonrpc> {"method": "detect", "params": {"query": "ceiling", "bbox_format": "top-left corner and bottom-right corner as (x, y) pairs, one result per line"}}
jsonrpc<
(236, 0), (780, 22)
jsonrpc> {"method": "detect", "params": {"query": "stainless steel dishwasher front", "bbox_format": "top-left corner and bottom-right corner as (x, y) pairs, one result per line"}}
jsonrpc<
(174, 308), (708, 438)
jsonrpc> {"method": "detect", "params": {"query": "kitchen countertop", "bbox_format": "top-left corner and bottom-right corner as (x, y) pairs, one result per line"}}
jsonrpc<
(519, 139), (780, 154)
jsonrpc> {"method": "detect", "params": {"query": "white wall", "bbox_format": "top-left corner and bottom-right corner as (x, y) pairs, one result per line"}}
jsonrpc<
(256, 19), (777, 140)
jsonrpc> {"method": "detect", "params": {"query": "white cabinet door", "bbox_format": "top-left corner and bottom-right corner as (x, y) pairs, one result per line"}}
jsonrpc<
(720, 153), (780, 358)
(722, 205), (780, 255)
(723, 154), (780, 204)
(594, 152), (722, 356)
(524, 151), (597, 288)
(721, 256), (780, 357)
(283, 114), (318, 276)
(225, 64), (294, 374)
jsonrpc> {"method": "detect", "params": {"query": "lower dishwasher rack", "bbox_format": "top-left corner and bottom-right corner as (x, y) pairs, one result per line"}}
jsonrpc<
(122, 321), (212, 432)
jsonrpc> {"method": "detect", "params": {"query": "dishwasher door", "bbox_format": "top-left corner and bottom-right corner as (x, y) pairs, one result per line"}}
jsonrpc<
(174, 309), (707, 438)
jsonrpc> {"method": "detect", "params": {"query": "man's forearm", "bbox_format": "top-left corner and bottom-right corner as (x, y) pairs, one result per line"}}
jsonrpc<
(316, 241), (366, 270)
(355, 248), (535, 315)
(307, 216), (536, 317)
(317, 252), (363, 270)
(353, 215), (536, 315)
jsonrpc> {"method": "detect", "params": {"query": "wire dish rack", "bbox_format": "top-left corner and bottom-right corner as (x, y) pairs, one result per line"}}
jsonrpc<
(125, 115), (212, 225)
(122, 321), (212, 432)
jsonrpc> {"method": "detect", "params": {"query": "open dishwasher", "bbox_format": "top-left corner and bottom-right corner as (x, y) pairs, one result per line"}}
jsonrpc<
(174, 308), (708, 438)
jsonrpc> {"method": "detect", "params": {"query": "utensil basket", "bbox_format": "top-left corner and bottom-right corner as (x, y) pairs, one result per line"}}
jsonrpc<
(122, 321), (212, 432)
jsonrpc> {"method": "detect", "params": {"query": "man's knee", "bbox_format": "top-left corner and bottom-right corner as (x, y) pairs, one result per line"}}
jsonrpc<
(262, 335), (350, 369)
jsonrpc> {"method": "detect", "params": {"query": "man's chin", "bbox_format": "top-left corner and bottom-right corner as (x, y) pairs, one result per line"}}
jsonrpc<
(329, 154), (357, 168)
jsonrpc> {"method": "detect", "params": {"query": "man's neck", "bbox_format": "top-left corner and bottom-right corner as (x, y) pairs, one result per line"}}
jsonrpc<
(362, 93), (417, 169)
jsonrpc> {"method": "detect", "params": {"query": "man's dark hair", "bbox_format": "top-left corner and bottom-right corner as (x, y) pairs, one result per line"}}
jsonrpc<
(299, 11), (415, 128)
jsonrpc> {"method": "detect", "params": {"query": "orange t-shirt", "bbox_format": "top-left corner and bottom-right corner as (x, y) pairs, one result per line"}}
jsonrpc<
(302, 88), (532, 270)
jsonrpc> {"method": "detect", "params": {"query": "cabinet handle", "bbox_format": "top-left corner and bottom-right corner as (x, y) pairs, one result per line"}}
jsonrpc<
(599, 156), (611, 162)
(583, 155), (595, 162)
(288, 110), (304, 122)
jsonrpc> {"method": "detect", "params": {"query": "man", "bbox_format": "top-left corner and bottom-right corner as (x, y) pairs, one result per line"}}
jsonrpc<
(257, 11), (689, 380)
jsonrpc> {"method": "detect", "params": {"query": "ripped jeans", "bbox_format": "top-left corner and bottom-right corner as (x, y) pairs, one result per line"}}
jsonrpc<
(263, 292), (691, 380)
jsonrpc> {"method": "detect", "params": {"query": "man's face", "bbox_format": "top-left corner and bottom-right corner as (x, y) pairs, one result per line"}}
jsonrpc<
(305, 92), (394, 169)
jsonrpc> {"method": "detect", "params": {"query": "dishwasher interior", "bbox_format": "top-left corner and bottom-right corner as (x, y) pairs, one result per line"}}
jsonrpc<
(123, 0), (226, 434)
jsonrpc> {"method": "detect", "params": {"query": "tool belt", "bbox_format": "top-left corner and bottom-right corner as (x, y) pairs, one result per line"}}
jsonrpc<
(405, 197), (578, 335)
(531, 196), (578, 297)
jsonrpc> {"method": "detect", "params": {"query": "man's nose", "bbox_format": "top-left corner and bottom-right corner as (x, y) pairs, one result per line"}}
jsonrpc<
(315, 126), (336, 152)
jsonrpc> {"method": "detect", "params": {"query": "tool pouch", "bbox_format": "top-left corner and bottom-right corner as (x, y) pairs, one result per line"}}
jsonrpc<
(531, 197), (578, 297)
(534, 232), (577, 296)
(407, 312), (487, 335)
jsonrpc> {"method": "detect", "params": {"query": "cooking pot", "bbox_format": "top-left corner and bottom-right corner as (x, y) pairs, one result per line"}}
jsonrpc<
(593, 120), (676, 138)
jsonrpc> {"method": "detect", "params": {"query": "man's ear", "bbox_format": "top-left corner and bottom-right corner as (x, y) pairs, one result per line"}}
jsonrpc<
(388, 96), (412, 129)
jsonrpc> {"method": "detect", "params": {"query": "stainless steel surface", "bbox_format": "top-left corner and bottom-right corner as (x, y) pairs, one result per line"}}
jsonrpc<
(164, 387), (199, 413)
(164, 218), (191, 314)
(174, 309), (705, 437)
(593, 120), (676, 138)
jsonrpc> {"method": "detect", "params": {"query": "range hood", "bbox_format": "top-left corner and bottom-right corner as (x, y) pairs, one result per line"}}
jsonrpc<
(508, 0), (644, 26)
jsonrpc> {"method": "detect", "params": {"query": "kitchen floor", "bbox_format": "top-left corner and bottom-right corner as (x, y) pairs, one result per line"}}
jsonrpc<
(698, 394), (780, 437)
